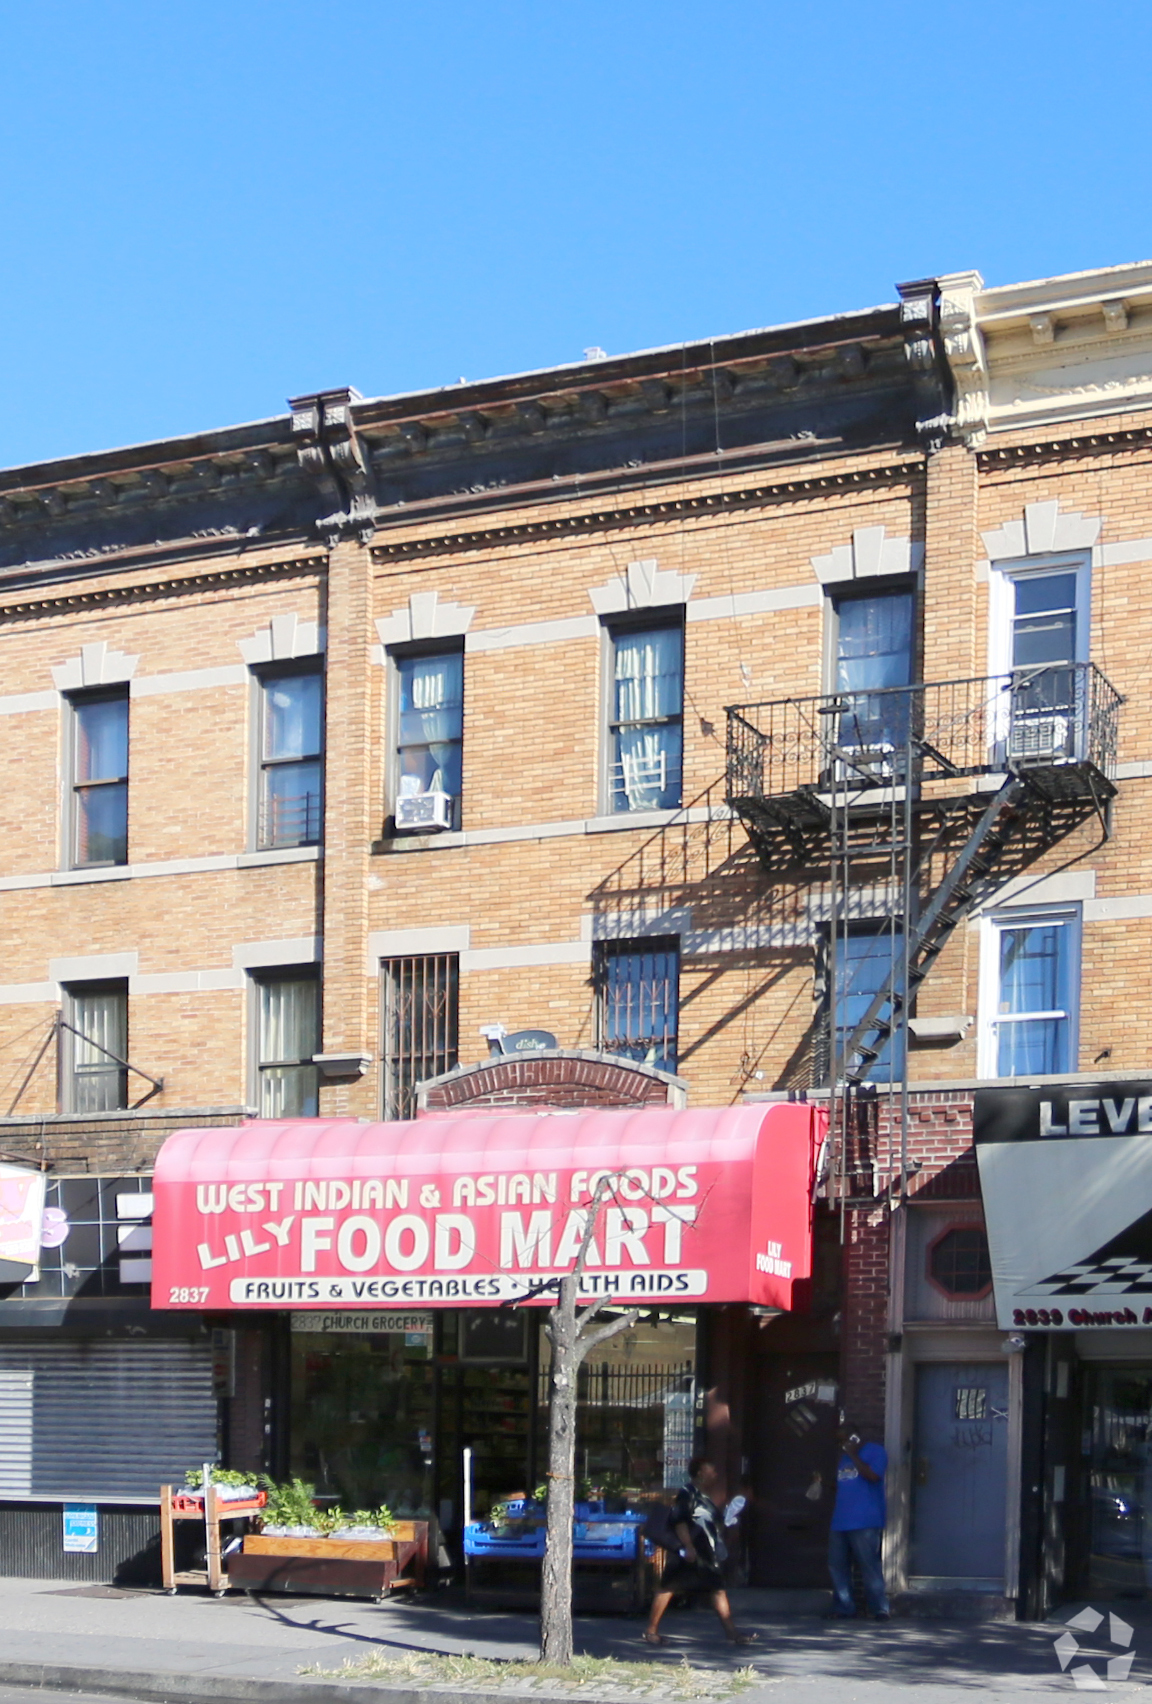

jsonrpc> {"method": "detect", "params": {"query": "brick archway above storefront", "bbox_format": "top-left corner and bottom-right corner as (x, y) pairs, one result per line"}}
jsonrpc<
(416, 1049), (687, 1112)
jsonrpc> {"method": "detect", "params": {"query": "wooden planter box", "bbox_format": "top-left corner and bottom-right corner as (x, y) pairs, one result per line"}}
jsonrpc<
(227, 1522), (428, 1601)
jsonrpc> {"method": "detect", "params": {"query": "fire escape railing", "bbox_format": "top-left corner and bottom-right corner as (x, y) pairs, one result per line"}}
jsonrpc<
(726, 663), (1122, 806)
(725, 663), (1123, 1200)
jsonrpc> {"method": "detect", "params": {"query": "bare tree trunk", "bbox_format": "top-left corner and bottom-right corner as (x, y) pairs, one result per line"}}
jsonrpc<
(540, 1275), (578, 1666)
(537, 1182), (642, 1666)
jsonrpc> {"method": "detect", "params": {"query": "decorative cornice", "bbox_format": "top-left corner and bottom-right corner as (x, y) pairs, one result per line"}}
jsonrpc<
(0, 554), (325, 626)
(370, 458), (920, 562)
(976, 421), (1152, 469)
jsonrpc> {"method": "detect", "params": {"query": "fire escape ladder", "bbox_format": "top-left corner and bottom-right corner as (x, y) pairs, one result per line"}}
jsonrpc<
(837, 775), (1030, 1083)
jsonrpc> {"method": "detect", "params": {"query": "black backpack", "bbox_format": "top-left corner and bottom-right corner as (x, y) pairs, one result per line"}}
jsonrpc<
(641, 1502), (682, 1552)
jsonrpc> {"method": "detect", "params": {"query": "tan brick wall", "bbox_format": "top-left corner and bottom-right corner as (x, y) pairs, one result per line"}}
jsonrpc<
(1, 417), (1151, 1163)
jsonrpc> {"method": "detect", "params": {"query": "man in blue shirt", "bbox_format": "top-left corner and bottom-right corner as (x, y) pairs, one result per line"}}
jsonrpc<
(827, 1421), (889, 1619)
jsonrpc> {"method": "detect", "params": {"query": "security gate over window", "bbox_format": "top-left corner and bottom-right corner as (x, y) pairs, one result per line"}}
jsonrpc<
(381, 953), (459, 1120)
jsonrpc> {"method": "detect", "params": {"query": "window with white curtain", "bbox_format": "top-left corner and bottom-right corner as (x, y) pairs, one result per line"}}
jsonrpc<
(606, 621), (683, 813)
(254, 972), (320, 1116)
(979, 907), (1080, 1078)
(393, 647), (464, 828)
(258, 667), (324, 850)
(63, 982), (128, 1112)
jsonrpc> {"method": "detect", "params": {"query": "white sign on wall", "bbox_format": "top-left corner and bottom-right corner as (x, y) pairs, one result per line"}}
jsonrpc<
(290, 1310), (433, 1336)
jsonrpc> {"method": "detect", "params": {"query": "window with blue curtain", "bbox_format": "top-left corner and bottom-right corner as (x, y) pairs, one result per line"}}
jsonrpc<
(834, 591), (914, 762)
(609, 623), (683, 812)
(396, 649), (464, 820)
(260, 668), (323, 849)
(993, 913), (1077, 1076)
(832, 929), (905, 1084)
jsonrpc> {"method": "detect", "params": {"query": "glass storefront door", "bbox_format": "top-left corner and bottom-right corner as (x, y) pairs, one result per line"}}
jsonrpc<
(1086, 1366), (1152, 1596)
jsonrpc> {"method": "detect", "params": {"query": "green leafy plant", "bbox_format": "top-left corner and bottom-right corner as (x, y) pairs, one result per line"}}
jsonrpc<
(254, 1477), (395, 1534)
(184, 1467), (259, 1491)
(257, 1474), (324, 1530)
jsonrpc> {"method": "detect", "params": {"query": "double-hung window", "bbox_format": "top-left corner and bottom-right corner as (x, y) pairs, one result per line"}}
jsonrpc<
(981, 908), (1079, 1078)
(595, 938), (679, 1075)
(253, 971), (320, 1117)
(380, 954), (459, 1119)
(831, 589), (915, 771)
(828, 928), (906, 1085)
(70, 691), (129, 867)
(258, 667), (323, 850)
(1006, 567), (1086, 764)
(607, 621), (683, 813)
(393, 648), (464, 830)
(63, 982), (129, 1112)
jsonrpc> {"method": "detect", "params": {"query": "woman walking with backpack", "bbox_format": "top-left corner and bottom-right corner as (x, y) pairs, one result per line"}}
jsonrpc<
(642, 1457), (757, 1646)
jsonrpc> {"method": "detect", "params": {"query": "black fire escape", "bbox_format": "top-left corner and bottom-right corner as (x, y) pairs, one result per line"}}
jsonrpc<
(725, 663), (1123, 1195)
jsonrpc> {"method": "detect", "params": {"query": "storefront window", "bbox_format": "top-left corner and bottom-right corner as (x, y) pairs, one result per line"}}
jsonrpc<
(537, 1310), (698, 1503)
(290, 1324), (434, 1516)
(1087, 1367), (1152, 1596)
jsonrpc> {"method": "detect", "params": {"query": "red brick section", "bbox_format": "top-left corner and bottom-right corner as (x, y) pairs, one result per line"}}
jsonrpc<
(420, 1052), (674, 1110)
(840, 1089), (980, 1430)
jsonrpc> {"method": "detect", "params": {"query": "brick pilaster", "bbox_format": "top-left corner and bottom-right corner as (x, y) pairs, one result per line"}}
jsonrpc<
(318, 536), (378, 1118)
(921, 440), (981, 685)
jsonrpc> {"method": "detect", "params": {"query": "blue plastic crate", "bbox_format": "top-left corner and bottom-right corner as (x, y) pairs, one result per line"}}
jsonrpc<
(464, 1521), (547, 1559)
(572, 1520), (641, 1560)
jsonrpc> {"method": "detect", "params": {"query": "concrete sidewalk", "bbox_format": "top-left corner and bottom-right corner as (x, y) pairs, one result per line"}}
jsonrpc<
(0, 1576), (1136, 1703)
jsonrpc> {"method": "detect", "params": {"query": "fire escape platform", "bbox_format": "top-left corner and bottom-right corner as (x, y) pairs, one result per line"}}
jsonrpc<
(724, 663), (1124, 1106)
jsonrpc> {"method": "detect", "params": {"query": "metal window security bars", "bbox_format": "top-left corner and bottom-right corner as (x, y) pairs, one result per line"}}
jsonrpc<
(381, 954), (459, 1120)
(725, 663), (1122, 1200)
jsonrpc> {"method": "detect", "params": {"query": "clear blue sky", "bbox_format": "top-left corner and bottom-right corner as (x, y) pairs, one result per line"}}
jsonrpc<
(2, 0), (1150, 469)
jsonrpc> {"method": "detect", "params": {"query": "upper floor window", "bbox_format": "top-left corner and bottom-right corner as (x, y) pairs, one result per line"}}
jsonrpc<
(63, 981), (128, 1112)
(980, 907), (1079, 1079)
(258, 667), (323, 850)
(829, 927), (906, 1085)
(393, 648), (464, 832)
(70, 691), (128, 867)
(254, 970), (319, 1117)
(595, 937), (679, 1074)
(831, 589), (915, 763)
(607, 621), (683, 813)
(380, 953), (459, 1119)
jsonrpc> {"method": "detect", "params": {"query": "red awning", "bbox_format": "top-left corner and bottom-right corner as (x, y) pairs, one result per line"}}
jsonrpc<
(151, 1103), (822, 1312)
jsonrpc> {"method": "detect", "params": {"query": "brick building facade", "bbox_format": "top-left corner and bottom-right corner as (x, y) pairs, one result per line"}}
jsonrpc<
(1, 260), (1152, 1608)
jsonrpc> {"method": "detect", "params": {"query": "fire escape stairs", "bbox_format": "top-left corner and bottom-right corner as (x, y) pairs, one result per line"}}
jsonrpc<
(725, 664), (1124, 1093)
(835, 774), (1029, 1083)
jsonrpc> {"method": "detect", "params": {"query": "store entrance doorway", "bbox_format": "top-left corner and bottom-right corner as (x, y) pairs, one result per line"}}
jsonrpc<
(748, 1352), (840, 1587)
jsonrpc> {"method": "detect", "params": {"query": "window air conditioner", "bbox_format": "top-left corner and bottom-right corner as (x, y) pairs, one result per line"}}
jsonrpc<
(395, 792), (454, 831)
(1009, 714), (1072, 765)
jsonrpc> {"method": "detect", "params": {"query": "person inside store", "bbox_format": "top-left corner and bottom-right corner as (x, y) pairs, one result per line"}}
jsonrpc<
(826, 1420), (889, 1620)
(642, 1457), (757, 1646)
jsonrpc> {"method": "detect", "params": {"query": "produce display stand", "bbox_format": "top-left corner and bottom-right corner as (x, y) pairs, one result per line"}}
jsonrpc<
(160, 1484), (266, 1595)
(226, 1522), (429, 1601)
(464, 1507), (656, 1613)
